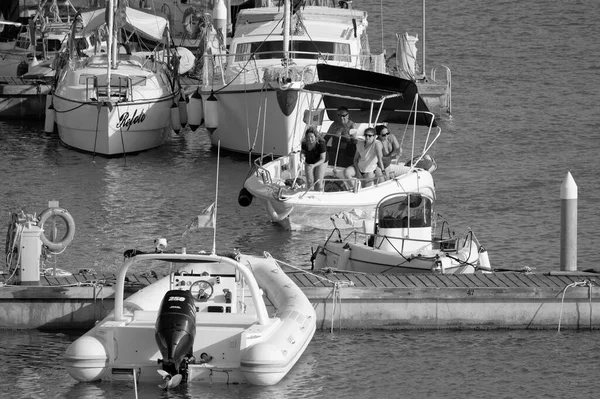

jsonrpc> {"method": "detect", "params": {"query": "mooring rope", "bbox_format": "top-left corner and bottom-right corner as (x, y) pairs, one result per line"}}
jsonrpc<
(557, 279), (594, 332)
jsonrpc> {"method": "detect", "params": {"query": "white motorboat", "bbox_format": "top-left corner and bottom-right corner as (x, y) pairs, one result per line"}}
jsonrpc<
(312, 191), (492, 274)
(64, 244), (316, 386)
(186, 0), (386, 156)
(49, 2), (181, 156)
(239, 63), (439, 230)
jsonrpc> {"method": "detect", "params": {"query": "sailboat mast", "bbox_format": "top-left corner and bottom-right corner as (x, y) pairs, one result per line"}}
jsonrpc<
(283, 0), (290, 60)
(422, 0), (426, 79)
(107, 0), (114, 95)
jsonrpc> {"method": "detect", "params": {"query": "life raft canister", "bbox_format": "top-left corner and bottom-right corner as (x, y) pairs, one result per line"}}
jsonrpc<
(38, 207), (76, 252)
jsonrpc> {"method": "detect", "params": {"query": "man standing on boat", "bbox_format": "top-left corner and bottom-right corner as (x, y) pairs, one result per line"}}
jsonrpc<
(324, 106), (358, 168)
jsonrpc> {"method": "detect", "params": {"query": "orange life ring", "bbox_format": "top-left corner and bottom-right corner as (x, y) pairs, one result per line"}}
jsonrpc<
(38, 207), (76, 252)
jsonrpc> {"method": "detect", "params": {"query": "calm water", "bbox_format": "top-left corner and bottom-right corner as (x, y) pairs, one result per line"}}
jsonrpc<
(1, 0), (600, 397)
(0, 329), (598, 398)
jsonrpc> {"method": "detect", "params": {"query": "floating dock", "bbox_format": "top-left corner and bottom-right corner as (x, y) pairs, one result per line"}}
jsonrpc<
(1, 269), (598, 331)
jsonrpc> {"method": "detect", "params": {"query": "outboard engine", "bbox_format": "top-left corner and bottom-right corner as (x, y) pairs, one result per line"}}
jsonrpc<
(155, 290), (197, 377)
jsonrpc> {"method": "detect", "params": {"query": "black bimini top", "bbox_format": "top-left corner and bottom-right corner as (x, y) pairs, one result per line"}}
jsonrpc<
(303, 64), (437, 127)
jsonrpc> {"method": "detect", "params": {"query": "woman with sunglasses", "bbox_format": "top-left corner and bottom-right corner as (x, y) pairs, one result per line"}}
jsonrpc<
(343, 127), (385, 191)
(376, 124), (401, 172)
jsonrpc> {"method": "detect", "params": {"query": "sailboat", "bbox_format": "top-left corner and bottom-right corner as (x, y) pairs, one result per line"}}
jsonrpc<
(0, 0), (80, 77)
(187, 0), (386, 157)
(49, 1), (181, 156)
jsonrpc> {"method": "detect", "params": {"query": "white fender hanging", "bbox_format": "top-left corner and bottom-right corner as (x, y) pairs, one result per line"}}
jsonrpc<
(212, 0), (227, 37)
(187, 90), (203, 131)
(44, 93), (55, 134)
(205, 92), (218, 133)
(171, 102), (181, 134)
(478, 246), (492, 271)
(178, 93), (188, 127)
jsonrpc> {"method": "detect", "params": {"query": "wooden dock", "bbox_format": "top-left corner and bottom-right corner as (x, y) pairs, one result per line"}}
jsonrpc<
(1, 269), (599, 330)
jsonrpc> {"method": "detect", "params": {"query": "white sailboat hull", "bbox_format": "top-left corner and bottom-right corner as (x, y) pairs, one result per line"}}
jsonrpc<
(52, 55), (177, 156)
(54, 97), (174, 155)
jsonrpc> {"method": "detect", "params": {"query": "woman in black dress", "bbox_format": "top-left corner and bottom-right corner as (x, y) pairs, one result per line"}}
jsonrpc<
(300, 126), (328, 191)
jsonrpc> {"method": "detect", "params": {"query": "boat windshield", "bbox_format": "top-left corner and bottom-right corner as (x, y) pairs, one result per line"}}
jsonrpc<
(378, 194), (432, 229)
(234, 41), (351, 62)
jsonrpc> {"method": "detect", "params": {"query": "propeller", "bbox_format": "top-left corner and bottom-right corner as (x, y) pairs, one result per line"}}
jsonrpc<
(157, 370), (182, 389)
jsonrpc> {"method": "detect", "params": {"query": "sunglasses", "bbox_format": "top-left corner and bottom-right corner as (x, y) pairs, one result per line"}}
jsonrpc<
(337, 114), (349, 117)
(364, 134), (375, 137)
(380, 133), (389, 137)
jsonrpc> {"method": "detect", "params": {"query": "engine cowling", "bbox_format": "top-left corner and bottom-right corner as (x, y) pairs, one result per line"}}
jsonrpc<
(155, 290), (197, 375)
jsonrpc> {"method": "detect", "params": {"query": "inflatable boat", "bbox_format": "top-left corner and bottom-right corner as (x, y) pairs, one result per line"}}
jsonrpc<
(64, 245), (316, 386)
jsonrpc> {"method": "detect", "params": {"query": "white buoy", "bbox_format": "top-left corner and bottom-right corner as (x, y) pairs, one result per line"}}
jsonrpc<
(44, 93), (55, 134)
(560, 171), (577, 271)
(178, 93), (188, 127)
(171, 102), (181, 134)
(205, 92), (218, 133)
(478, 247), (492, 271)
(187, 90), (203, 131)
(212, 0), (227, 37)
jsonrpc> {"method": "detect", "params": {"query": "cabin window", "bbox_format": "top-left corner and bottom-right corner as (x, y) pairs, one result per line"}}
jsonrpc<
(378, 195), (433, 228)
(233, 41), (351, 62)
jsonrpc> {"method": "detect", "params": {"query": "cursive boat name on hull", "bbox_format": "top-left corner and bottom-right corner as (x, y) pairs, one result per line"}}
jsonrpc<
(116, 109), (146, 130)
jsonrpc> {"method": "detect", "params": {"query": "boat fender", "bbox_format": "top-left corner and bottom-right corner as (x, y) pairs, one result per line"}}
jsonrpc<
(44, 93), (55, 134)
(38, 207), (76, 252)
(187, 90), (203, 131)
(171, 102), (181, 134)
(477, 246), (492, 271)
(335, 247), (351, 269)
(238, 187), (253, 207)
(205, 92), (218, 134)
(178, 93), (188, 127)
(212, 0), (227, 36)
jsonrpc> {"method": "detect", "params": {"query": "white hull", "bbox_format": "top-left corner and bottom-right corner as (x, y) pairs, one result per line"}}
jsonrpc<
(312, 191), (491, 274)
(54, 97), (174, 155)
(64, 252), (316, 386)
(52, 54), (178, 156)
(314, 237), (481, 274)
(244, 153), (435, 230)
(199, 84), (324, 156)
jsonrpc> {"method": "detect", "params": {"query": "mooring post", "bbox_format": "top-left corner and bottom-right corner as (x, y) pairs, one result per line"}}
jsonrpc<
(560, 171), (577, 271)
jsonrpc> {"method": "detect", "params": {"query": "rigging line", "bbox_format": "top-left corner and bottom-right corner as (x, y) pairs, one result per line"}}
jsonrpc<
(380, 0), (384, 52)
(117, 105), (127, 164)
(92, 103), (101, 160)
(52, 102), (86, 113)
(295, 14), (327, 61)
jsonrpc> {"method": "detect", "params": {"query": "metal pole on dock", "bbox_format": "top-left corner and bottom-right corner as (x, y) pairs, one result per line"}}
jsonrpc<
(560, 171), (577, 271)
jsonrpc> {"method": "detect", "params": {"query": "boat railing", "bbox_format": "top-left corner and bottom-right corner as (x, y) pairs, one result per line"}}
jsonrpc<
(114, 252), (270, 326)
(201, 52), (386, 87)
(341, 229), (461, 256)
